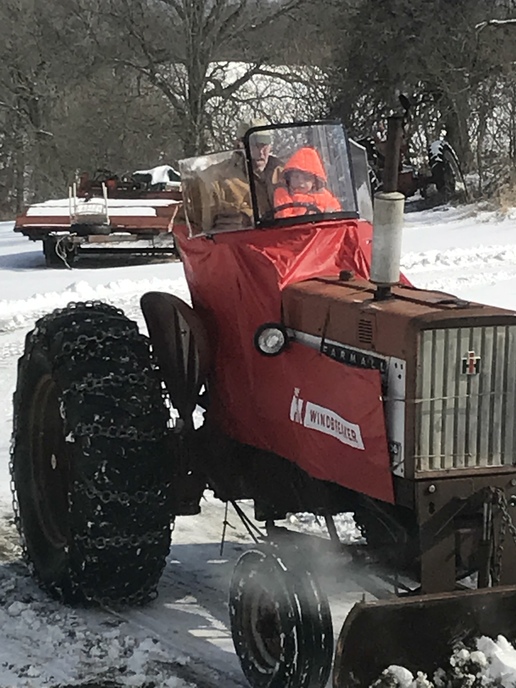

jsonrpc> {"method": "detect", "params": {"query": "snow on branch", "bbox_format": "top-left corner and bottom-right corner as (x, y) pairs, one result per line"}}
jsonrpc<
(475, 18), (516, 32)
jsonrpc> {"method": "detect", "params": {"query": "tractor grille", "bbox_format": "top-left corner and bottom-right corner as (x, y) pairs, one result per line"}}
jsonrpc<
(415, 325), (516, 471)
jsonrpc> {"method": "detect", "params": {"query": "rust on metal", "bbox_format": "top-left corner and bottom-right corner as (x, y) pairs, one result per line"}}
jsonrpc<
(382, 115), (404, 193)
(140, 291), (211, 424)
(333, 585), (516, 687)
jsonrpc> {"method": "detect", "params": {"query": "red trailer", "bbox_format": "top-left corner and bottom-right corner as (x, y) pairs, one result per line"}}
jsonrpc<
(14, 166), (182, 266)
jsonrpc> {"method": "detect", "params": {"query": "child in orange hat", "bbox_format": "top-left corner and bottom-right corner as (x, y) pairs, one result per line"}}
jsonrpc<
(273, 147), (341, 219)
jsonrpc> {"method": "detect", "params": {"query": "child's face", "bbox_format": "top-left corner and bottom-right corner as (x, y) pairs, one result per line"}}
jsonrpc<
(289, 170), (316, 192)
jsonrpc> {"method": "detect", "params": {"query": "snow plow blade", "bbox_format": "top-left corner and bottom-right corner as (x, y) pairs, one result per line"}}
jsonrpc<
(333, 585), (516, 687)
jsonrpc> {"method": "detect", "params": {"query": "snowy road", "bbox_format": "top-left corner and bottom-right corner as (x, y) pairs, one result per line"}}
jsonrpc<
(2, 204), (516, 686)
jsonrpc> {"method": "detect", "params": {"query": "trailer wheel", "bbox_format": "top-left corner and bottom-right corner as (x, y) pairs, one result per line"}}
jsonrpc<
(11, 301), (173, 606)
(229, 548), (333, 688)
(43, 237), (77, 268)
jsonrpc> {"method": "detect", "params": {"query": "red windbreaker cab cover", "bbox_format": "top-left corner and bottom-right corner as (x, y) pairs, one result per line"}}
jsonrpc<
(174, 219), (396, 503)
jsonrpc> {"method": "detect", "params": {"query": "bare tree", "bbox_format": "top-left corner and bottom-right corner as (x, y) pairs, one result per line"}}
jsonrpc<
(95, 0), (316, 155)
(0, 0), (179, 212)
(328, 0), (507, 170)
(0, 0), (105, 212)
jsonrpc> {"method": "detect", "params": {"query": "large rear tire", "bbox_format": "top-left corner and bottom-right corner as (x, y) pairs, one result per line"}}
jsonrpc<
(11, 301), (173, 606)
(429, 140), (466, 202)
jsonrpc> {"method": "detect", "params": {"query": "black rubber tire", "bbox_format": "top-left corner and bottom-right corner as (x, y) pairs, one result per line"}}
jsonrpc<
(429, 141), (464, 202)
(11, 301), (173, 606)
(229, 547), (333, 688)
(73, 223), (112, 237)
(43, 237), (77, 268)
(354, 501), (418, 572)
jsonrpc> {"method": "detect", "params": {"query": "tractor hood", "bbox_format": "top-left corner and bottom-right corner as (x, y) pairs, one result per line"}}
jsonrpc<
(281, 275), (511, 359)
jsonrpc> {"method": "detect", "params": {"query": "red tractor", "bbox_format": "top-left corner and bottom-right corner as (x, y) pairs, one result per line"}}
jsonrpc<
(10, 119), (516, 687)
(358, 96), (467, 203)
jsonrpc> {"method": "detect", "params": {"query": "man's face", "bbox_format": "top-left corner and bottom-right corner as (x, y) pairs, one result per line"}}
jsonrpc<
(250, 141), (272, 173)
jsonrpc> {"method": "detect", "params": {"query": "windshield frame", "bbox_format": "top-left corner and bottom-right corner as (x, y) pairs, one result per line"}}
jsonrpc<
(241, 120), (361, 229)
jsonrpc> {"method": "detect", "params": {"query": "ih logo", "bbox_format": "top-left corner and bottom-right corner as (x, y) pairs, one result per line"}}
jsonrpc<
(290, 388), (305, 424)
(462, 350), (481, 376)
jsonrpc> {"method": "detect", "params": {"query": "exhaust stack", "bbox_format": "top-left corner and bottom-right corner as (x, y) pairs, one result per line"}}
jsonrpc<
(370, 191), (405, 300)
(370, 114), (405, 300)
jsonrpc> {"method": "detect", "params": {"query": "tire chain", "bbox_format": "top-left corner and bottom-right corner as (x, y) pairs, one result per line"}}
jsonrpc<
(64, 370), (156, 395)
(76, 474), (170, 508)
(75, 525), (170, 549)
(10, 301), (175, 608)
(489, 487), (516, 585)
(27, 301), (131, 348)
(73, 420), (166, 442)
(54, 330), (147, 365)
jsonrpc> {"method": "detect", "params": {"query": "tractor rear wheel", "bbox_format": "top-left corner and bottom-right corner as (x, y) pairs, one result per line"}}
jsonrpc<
(11, 301), (173, 606)
(429, 141), (465, 202)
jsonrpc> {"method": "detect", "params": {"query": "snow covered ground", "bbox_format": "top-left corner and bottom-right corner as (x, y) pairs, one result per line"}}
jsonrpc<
(2, 203), (516, 686)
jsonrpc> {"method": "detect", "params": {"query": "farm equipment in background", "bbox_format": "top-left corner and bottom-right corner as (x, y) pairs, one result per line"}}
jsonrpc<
(77, 164), (181, 198)
(358, 96), (467, 203)
(10, 118), (516, 688)
(13, 165), (181, 267)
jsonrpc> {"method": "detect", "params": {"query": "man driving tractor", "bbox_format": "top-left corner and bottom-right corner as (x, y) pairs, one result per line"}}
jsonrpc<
(205, 118), (283, 231)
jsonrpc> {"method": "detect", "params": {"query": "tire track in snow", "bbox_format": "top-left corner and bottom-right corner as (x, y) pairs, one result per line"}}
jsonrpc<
(402, 243), (516, 273)
(402, 243), (516, 293)
(0, 276), (191, 335)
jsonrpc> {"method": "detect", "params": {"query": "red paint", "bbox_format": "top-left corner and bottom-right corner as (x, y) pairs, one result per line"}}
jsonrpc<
(174, 219), (407, 503)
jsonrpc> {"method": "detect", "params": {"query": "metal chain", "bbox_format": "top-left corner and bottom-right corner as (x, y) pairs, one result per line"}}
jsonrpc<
(75, 476), (171, 508)
(488, 487), (516, 585)
(9, 437), (24, 556)
(73, 421), (166, 442)
(75, 527), (170, 549)
(58, 327), (145, 356)
(64, 370), (155, 395)
(30, 301), (127, 344)
(80, 521), (176, 609)
(10, 302), (176, 608)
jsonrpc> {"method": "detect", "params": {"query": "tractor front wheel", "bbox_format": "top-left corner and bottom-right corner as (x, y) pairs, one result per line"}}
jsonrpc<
(229, 547), (333, 688)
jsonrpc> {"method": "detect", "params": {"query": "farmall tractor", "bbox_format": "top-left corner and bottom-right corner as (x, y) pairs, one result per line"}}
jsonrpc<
(10, 119), (516, 687)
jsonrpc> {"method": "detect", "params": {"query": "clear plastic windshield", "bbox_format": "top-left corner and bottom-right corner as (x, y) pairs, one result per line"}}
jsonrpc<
(179, 122), (368, 238)
(250, 123), (358, 227)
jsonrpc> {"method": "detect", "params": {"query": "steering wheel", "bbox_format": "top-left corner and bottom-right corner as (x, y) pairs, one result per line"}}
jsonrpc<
(264, 202), (323, 222)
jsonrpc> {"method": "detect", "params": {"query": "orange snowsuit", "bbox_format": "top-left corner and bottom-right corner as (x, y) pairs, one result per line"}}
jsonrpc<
(273, 147), (341, 219)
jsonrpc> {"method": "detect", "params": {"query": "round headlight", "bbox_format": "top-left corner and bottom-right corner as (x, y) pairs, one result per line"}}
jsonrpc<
(254, 323), (289, 356)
